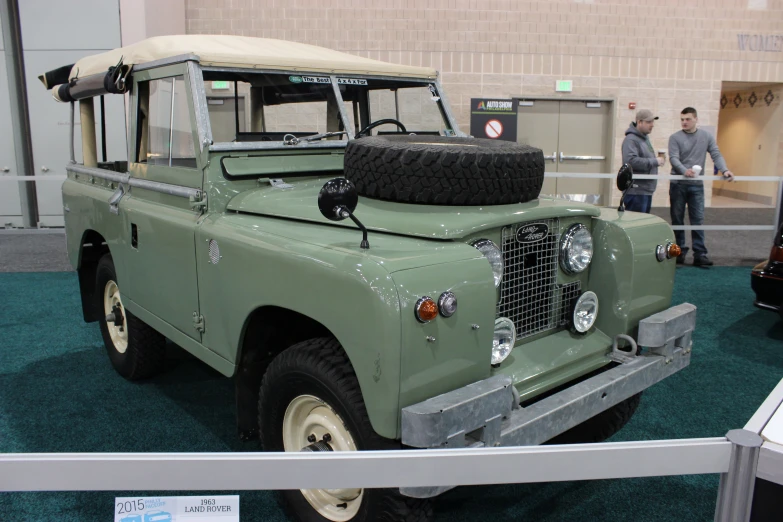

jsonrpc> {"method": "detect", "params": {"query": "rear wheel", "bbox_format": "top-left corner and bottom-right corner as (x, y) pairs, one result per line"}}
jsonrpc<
(95, 254), (166, 380)
(259, 337), (431, 522)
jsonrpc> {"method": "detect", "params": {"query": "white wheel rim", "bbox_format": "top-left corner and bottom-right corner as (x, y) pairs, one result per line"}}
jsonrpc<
(282, 395), (363, 521)
(103, 280), (128, 354)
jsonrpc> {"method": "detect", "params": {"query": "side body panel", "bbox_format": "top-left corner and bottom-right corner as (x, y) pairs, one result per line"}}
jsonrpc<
(195, 213), (421, 439)
(62, 176), (125, 271)
(589, 209), (676, 338)
(392, 259), (497, 411)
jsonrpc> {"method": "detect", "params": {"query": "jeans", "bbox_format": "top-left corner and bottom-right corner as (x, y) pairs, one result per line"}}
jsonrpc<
(669, 183), (706, 256)
(624, 194), (652, 213)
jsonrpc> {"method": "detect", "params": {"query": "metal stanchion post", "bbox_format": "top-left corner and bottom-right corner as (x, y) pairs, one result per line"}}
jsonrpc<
(714, 429), (764, 522)
(775, 177), (783, 238)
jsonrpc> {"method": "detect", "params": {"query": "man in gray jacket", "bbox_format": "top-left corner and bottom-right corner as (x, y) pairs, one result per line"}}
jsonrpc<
(669, 107), (734, 267)
(621, 109), (664, 213)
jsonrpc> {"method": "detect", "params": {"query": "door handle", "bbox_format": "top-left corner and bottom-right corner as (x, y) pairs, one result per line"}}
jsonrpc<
(543, 152), (556, 163)
(1, 167), (9, 172)
(560, 152), (606, 161)
(41, 166), (50, 172)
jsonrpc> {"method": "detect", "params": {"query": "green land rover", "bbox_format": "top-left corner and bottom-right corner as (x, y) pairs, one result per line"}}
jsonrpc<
(40, 35), (696, 522)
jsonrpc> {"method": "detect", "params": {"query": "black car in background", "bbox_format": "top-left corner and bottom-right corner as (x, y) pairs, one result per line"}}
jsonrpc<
(751, 223), (783, 319)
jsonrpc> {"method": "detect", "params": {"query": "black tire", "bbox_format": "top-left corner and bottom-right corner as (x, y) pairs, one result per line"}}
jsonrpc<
(259, 337), (432, 522)
(343, 135), (544, 206)
(547, 393), (643, 444)
(95, 254), (166, 380)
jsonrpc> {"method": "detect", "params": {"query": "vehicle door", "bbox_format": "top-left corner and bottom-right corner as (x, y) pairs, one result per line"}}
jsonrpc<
(121, 64), (204, 341)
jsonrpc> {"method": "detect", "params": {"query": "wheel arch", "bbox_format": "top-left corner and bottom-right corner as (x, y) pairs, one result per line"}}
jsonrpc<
(77, 229), (110, 322)
(234, 305), (335, 441)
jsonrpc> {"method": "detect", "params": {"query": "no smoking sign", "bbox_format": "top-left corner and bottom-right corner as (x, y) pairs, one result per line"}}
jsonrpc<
(485, 119), (503, 139)
(470, 98), (517, 142)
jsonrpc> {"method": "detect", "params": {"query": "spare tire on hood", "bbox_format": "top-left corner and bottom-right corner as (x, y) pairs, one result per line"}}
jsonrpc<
(343, 135), (545, 206)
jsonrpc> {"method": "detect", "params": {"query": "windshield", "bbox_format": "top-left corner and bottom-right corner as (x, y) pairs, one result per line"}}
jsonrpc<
(201, 70), (454, 147)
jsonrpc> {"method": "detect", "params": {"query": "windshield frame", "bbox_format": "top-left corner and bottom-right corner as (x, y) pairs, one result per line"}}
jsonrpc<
(195, 66), (463, 153)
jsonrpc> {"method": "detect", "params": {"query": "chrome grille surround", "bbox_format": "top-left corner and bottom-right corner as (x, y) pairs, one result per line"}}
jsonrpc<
(497, 219), (581, 339)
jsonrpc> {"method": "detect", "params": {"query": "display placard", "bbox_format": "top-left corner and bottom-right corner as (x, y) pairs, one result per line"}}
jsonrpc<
(114, 495), (239, 522)
(469, 98), (518, 142)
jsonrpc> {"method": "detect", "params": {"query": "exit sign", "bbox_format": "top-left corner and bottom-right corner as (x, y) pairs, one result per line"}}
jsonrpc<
(212, 81), (230, 90)
(555, 80), (573, 92)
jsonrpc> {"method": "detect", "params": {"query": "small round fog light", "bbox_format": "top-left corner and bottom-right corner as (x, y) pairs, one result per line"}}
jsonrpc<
(572, 291), (599, 333)
(438, 292), (457, 317)
(492, 317), (516, 365)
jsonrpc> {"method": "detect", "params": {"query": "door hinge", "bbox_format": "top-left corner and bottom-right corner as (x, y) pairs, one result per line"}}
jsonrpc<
(189, 191), (207, 213)
(192, 312), (205, 333)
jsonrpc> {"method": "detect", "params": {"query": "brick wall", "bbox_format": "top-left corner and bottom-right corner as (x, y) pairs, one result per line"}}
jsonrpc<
(186, 0), (783, 203)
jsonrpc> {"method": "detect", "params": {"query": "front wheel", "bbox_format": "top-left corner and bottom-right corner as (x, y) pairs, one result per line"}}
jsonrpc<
(258, 337), (431, 522)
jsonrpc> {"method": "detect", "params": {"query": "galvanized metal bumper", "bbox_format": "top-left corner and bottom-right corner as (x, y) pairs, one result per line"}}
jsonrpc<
(399, 302), (696, 498)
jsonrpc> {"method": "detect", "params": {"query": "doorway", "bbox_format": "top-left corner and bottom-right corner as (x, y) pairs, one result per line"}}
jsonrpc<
(515, 98), (614, 205)
(715, 82), (782, 208)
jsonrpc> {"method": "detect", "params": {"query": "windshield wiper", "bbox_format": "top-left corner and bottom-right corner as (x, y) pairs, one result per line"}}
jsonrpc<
(283, 131), (347, 146)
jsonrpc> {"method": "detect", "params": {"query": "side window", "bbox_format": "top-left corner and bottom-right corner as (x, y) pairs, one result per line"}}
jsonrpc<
(137, 76), (196, 168)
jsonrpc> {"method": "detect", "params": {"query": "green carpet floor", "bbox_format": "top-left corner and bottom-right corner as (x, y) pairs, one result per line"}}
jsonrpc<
(1, 267), (781, 521)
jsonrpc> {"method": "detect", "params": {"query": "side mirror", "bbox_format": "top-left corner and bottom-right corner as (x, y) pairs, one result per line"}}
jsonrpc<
(318, 178), (358, 221)
(318, 178), (369, 249)
(616, 164), (633, 212)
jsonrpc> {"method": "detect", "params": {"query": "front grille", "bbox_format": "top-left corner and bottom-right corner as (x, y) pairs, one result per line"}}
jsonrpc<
(497, 219), (581, 339)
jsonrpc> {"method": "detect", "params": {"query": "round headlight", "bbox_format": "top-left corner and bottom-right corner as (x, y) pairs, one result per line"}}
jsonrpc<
(560, 224), (593, 274)
(471, 239), (504, 287)
(492, 317), (516, 365)
(438, 291), (457, 317)
(572, 291), (599, 333)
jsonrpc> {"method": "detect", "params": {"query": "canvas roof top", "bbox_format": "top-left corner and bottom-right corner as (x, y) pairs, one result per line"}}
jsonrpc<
(70, 35), (437, 80)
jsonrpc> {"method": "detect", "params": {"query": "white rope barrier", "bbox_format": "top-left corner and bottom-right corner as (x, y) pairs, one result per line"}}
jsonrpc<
(670, 225), (775, 231)
(0, 173), (780, 235)
(0, 174), (781, 182)
(0, 438), (731, 492)
(0, 175), (67, 181)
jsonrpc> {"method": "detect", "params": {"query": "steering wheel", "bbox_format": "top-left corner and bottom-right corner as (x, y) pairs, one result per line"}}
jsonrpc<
(355, 118), (407, 138)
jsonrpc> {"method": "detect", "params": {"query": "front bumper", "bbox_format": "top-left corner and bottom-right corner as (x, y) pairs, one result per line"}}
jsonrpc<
(400, 302), (696, 498)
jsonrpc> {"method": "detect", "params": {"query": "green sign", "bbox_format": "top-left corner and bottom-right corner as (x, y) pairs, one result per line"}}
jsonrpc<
(289, 76), (303, 83)
(211, 81), (229, 90)
(555, 80), (572, 92)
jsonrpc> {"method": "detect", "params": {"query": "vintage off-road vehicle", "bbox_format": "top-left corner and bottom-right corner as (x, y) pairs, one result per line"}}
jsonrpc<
(41, 35), (696, 522)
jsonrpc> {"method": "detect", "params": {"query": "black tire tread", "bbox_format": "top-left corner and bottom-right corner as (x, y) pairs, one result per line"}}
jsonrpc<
(258, 337), (432, 522)
(96, 254), (166, 381)
(344, 135), (545, 206)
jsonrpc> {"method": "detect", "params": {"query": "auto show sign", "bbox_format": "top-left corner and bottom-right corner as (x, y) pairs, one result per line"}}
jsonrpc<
(114, 495), (239, 521)
(470, 98), (518, 142)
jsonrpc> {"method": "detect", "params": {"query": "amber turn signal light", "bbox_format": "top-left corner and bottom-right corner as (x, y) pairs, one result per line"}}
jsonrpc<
(415, 296), (438, 323)
(668, 243), (682, 259)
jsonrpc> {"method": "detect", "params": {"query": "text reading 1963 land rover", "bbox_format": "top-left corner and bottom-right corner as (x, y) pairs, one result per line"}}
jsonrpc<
(41, 35), (696, 522)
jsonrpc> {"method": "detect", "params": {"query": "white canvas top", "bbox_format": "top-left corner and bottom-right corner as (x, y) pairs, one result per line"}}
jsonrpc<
(70, 35), (437, 80)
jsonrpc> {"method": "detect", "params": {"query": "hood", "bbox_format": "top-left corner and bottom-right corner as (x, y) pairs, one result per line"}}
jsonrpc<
(226, 178), (601, 240)
(625, 123), (646, 139)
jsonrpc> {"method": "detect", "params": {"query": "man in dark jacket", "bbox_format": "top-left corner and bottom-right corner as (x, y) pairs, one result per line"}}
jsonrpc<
(620, 109), (664, 213)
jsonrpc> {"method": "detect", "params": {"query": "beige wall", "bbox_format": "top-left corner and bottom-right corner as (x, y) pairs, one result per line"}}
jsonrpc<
(184, 0), (783, 204)
(715, 84), (783, 204)
(121, 0), (186, 47)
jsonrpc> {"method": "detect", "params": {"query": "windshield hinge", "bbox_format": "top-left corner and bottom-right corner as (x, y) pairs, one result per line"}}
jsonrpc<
(189, 191), (207, 213)
(192, 312), (205, 333)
